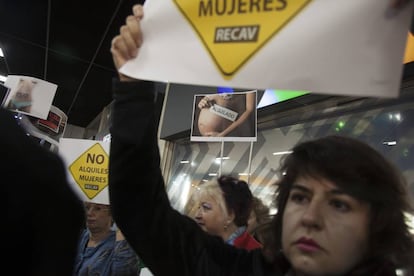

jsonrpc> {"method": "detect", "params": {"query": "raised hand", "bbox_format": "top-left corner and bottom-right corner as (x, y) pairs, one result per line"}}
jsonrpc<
(110, 4), (144, 81)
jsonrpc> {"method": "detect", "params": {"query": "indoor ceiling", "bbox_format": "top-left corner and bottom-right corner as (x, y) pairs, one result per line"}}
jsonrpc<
(0, 0), (145, 128)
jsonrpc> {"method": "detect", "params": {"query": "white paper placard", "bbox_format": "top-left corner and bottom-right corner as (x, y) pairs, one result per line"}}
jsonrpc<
(121, 0), (414, 98)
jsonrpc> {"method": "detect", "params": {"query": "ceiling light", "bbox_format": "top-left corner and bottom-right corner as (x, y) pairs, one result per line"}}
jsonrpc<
(0, 48), (3, 57)
(0, 75), (7, 82)
(208, 173), (217, 176)
(382, 141), (397, 146)
(388, 112), (402, 122)
(215, 157), (229, 160)
(272, 150), (293, 156)
(215, 157), (229, 165)
(405, 212), (414, 235)
(180, 160), (190, 164)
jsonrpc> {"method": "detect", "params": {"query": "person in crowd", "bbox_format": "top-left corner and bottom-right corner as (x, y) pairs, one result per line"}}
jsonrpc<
(74, 201), (141, 276)
(247, 196), (273, 244)
(2, 107), (85, 275)
(108, 3), (414, 276)
(192, 176), (262, 250)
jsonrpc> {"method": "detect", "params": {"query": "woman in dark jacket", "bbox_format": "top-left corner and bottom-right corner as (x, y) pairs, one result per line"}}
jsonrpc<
(108, 4), (414, 276)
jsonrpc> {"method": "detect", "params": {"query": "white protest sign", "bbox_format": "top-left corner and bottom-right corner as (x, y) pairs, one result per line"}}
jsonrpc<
(3, 75), (57, 119)
(59, 138), (110, 205)
(121, 0), (414, 98)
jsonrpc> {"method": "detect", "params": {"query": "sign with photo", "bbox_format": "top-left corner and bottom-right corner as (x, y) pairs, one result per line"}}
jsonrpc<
(3, 75), (57, 119)
(191, 90), (257, 142)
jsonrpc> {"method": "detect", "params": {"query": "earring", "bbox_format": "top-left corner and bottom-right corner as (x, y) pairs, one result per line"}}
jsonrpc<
(224, 220), (230, 231)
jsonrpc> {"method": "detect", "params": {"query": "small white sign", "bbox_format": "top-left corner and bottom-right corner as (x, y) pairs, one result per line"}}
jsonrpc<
(209, 104), (238, 122)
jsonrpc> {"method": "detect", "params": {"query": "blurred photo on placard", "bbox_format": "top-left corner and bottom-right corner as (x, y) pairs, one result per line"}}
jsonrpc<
(3, 75), (57, 119)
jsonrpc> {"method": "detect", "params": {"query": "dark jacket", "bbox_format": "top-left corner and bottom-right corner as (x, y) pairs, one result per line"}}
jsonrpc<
(2, 108), (84, 276)
(108, 80), (398, 276)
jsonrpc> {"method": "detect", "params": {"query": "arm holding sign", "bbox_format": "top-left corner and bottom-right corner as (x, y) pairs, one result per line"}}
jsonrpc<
(109, 5), (260, 275)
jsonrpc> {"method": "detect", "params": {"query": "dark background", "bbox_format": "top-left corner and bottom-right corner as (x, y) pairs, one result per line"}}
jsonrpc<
(0, 0), (145, 128)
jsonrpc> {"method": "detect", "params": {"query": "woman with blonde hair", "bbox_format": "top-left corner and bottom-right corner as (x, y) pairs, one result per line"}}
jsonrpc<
(193, 176), (262, 250)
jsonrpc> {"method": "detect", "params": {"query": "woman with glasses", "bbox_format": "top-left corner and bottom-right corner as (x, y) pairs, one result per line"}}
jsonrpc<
(74, 202), (141, 276)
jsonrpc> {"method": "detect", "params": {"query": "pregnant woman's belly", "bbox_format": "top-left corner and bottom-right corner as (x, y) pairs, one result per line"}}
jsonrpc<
(198, 108), (232, 136)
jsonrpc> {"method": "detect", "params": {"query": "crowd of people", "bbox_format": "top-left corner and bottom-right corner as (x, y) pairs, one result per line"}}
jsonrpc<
(3, 0), (414, 275)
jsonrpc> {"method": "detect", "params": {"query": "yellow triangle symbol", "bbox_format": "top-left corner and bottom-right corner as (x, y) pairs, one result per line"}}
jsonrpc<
(404, 31), (414, 64)
(69, 143), (109, 200)
(174, 0), (312, 79)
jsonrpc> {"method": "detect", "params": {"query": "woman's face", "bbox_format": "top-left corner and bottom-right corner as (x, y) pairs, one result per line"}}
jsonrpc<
(84, 202), (112, 233)
(281, 175), (371, 275)
(194, 194), (228, 238)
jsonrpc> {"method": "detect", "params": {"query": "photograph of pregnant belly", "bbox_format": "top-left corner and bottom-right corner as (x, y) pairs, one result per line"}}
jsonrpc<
(192, 91), (257, 141)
